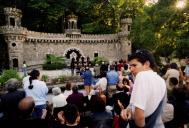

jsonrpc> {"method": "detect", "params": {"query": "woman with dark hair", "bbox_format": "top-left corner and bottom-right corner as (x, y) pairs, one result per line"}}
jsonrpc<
(23, 69), (48, 119)
(63, 82), (73, 98)
(89, 95), (113, 128)
(57, 104), (81, 128)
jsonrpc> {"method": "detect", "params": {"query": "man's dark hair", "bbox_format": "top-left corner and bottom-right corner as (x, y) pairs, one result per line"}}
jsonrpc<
(170, 63), (178, 69)
(64, 104), (79, 124)
(169, 77), (178, 86)
(128, 49), (157, 70)
(72, 85), (78, 93)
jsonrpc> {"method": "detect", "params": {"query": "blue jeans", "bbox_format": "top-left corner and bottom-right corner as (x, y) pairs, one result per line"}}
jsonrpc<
(32, 104), (46, 119)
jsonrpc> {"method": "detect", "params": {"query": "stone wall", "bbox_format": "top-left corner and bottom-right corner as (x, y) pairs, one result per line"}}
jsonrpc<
(23, 33), (130, 67)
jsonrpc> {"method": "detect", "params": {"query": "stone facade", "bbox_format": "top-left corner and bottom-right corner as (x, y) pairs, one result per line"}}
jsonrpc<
(0, 7), (132, 69)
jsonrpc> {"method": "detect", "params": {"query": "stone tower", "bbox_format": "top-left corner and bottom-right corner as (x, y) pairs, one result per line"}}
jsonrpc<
(118, 18), (132, 60)
(1, 7), (27, 69)
(65, 13), (81, 38)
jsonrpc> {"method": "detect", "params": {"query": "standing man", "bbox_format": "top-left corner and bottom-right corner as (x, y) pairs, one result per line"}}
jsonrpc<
(22, 61), (27, 77)
(121, 50), (166, 128)
(70, 58), (75, 76)
(106, 65), (119, 98)
(81, 67), (93, 95)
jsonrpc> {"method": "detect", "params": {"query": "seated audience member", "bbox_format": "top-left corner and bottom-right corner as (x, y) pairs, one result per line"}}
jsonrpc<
(94, 71), (107, 94)
(1, 78), (25, 120)
(89, 95), (113, 128)
(112, 84), (130, 128)
(18, 96), (35, 119)
(52, 87), (67, 120)
(166, 82), (189, 128)
(121, 77), (132, 94)
(66, 85), (84, 112)
(0, 96), (50, 128)
(57, 104), (81, 128)
(112, 85), (130, 115)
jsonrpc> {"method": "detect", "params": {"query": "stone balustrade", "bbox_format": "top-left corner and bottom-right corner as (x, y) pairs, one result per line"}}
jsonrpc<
(0, 26), (27, 34)
(26, 29), (124, 43)
(0, 26), (128, 44)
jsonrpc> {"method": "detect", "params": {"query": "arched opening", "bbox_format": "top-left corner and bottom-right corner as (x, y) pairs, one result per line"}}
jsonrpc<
(13, 58), (18, 68)
(0, 35), (9, 69)
(65, 49), (82, 59)
(10, 17), (15, 26)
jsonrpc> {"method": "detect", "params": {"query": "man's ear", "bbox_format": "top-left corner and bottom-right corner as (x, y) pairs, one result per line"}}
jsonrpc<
(57, 111), (65, 124)
(145, 61), (150, 68)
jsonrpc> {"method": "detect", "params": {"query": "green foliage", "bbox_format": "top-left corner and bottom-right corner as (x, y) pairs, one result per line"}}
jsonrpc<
(91, 56), (109, 66)
(45, 54), (65, 64)
(130, 0), (189, 59)
(41, 74), (49, 82)
(42, 63), (66, 70)
(0, 69), (21, 86)
(58, 75), (65, 83)
(43, 54), (67, 70)
(58, 75), (82, 83)
(0, 0), (145, 34)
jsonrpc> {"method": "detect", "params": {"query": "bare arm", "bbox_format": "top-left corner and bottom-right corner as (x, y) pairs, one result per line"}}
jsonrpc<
(134, 107), (145, 127)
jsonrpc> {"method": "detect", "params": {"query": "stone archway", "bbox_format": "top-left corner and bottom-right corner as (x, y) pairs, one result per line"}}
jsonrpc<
(65, 48), (82, 59)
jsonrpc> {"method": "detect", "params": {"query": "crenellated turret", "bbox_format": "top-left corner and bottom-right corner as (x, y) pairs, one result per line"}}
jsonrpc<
(118, 18), (132, 60)
(65, 13), (81, 36)
(0, 7), (26, 69)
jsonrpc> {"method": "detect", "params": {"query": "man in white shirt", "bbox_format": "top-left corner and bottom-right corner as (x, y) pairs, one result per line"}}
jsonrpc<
(121, 50), (166, 128)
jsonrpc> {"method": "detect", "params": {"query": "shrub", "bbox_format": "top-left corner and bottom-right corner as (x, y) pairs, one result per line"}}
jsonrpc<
(41, 75), (49, 82)
(58, 75), (83, 83)
(91, 56), (108, 66)
(0, 69), (21, 86)
(42, 54), (67, 70)
(58, 75), (65, 83)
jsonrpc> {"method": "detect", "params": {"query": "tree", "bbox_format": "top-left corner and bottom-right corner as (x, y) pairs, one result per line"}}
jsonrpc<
(129, 0), (189, 59)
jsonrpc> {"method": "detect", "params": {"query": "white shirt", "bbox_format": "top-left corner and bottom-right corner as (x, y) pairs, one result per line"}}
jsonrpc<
(63, 90), (72, 98)
(164, 69), (180, 89)
(52, 93), (67, 108)
(24, 79), (48, 106)
(95, 77), (107, 91)
(130, 70), (166, 117)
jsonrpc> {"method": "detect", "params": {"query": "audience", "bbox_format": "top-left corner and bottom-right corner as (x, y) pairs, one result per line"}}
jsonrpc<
(1, 78), (25, 120)
(1, 59), (189, 128)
